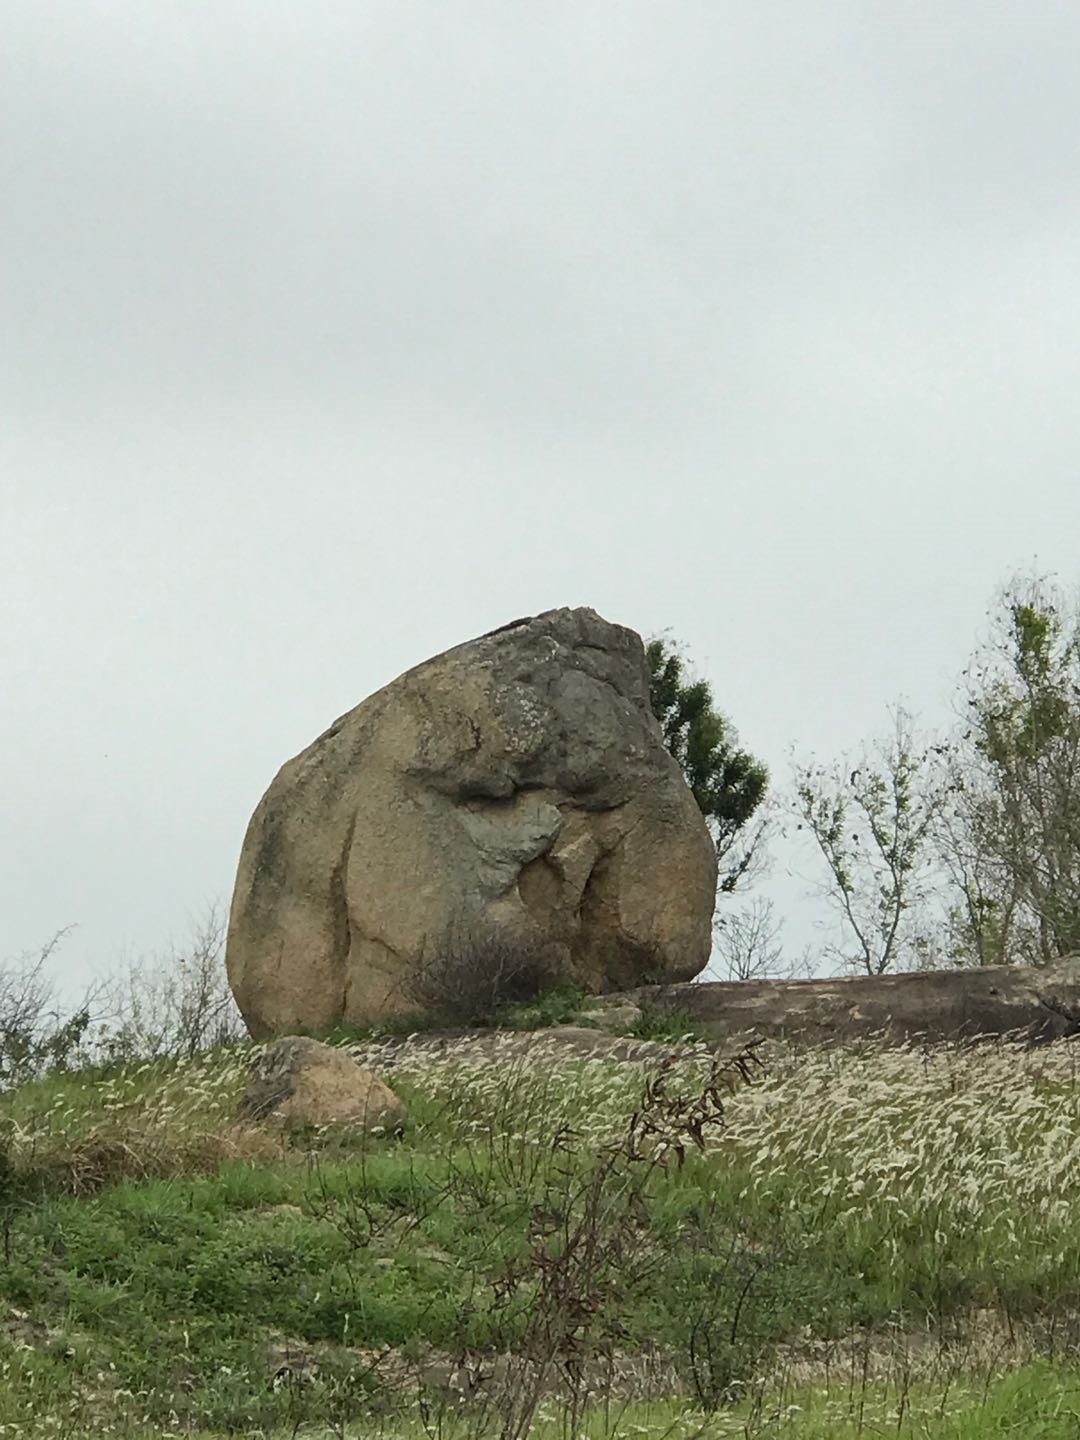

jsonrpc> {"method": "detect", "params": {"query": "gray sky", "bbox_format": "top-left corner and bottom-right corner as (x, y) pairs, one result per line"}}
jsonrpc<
(5, 2), (1080, 992)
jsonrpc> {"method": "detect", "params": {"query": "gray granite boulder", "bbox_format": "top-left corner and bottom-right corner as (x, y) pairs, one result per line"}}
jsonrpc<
(226, 607), (717, 1035)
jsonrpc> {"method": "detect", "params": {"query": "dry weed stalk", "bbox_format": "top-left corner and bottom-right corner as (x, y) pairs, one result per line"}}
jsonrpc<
(454, 1045), (762, 1440)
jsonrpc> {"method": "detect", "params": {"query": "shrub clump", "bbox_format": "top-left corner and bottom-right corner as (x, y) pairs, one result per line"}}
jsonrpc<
(404, 927), (566, 1028)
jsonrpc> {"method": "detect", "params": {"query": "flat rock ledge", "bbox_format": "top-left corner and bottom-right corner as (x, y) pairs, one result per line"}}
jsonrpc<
(597, 955), (1080, 1049)
(349, 958), (1080, 1072)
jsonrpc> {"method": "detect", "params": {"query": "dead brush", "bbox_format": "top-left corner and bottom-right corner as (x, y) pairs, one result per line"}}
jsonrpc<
(431, 1042), (764, 1440)
(8, 1116), (283, 1197)
(0, 1047), (280, 1196)
(402, 926), (563, 1028)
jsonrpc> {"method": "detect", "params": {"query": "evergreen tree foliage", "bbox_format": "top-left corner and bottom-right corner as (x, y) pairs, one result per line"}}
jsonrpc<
(645, 637), (768, 893)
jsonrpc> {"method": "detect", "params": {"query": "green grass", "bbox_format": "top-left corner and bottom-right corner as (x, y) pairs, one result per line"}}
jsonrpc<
(2, 1032), (1080, 1434)
(366, 1362), (1080, 1436)
(316, 981), (591, 1042)
(489, 980), (589, 1030)
(629, 997), (704, 1043)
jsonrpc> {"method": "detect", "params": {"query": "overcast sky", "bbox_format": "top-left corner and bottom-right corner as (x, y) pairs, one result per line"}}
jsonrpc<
(5, 2), (1080, 993)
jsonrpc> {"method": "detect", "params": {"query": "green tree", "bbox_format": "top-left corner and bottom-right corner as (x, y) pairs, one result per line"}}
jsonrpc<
(793, 705), (944, 974)
(793, 574), (1080, 974)
(645, 637), (769, 893)
(940, 576), (1080, 965)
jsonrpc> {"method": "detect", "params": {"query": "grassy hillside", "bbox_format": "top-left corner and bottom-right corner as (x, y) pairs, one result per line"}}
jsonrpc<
(2, 1025), (1080, 1436)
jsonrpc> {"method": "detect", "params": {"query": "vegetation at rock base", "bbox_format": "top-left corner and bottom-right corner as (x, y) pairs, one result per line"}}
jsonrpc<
(627, 997), (703, 1044)
(3, 998), (1080, 1436)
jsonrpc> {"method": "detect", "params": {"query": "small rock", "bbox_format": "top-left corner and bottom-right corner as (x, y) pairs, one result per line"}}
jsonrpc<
(268, 1337), (319, 1388)
(239, 1035), (406, 1132)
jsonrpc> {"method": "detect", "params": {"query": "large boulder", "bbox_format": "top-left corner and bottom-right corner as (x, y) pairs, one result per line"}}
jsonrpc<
(227, 608), (718, 1036)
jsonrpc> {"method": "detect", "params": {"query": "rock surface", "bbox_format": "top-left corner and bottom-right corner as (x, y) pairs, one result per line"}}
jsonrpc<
(601, 956), (1080, 1048)
(227, 608), (717, 1036)
(239, 1036), (406, 1130)
(347, 959), (1080, 1078)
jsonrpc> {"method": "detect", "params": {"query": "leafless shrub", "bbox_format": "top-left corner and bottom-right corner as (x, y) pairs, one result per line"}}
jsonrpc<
(0, 908), (244, 1090)
(793, 705), (945, 974)
(99, 904), (245, 1062)
(404, 924), (562, 1027)
(0, 929), (105, 1087)
(712, 897), (786, 982)
(439, 1044), (763, 1438)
